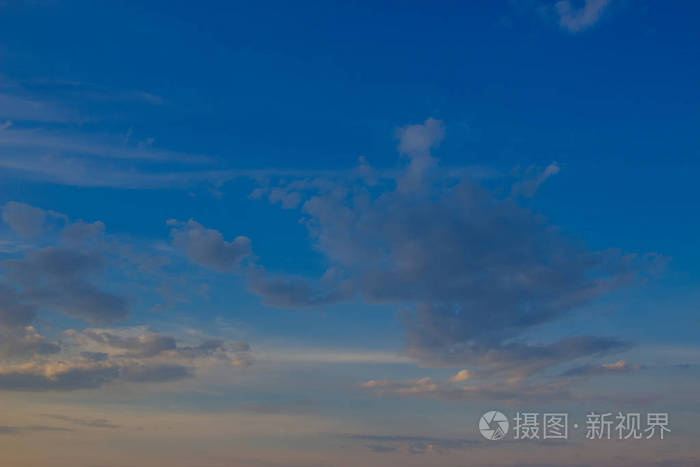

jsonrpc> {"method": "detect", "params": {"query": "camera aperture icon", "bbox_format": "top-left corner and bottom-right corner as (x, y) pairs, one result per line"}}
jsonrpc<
(479, 410), (509, 440)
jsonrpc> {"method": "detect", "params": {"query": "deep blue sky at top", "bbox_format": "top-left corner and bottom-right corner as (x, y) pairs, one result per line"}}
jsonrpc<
(0, 1), (698, 345)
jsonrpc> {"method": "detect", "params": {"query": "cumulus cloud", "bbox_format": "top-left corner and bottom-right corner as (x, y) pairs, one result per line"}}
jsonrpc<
(60, 220), (105, 245)
(169, 219), (252, 271)
(0, 357), (196, 391)
(395, 117), (444, 193)
(69, 327), (253, 368)
(2, 247), (128, 325)
(249, 118), (663, 379)
(0, 327), (60, 360)
(0, 325), (255, 391)
(448, 369), (470, 383)
(1, 201), (47, 238)
(396, 117), (444, 157)
(0, 360), (121, 391)
(246, 265), (352, 308)
(556, 0), (611, 33)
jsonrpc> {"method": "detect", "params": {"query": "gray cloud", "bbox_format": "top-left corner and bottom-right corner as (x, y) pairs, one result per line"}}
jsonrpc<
(364, 444), (396, 453)
(0, 359), (193, 391)
(169, 219), (252, 271)
(0, 284), (35, 329)
(80, 351), (109, 362)
(119, 363), (192, 383)
(0, 327), (60, 360)
(0, 426), (21, 435)
(60, 220), (105, 245)
(41, 414), (118, 429)
(177, 339), (247, 358)
(1, 201), (46, 238)
(360, 368), (573, 405)
(2, 247), (128, 325)
(510, 162), (560, 198)
(246, 265), (352, 308)
(83, 330), (176, 358)
(347, 434), (478, 455)
(247, 118), (663, 377)
(72, 327), (252, 366)
(0, 361), (121, 391)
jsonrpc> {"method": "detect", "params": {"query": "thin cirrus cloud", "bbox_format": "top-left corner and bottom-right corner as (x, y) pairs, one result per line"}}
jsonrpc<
(0, 92), (79, 123)
(562, 359), (644, 377)
(0, 128), (211, 163)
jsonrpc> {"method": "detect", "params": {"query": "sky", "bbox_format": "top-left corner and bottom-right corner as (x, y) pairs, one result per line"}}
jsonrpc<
(0, 1), (699, 466)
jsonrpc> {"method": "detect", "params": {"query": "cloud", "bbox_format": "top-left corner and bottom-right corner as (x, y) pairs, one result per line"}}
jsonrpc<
(360, 372), (573, 404)
(1, 201), (47, 238)
(246, 265), (352, 308)
(395, 117), (444, 193)
(248, 118), (663, 381)
(0, 127), (208, 163)
(268, 188), (302, 210)
(70, 327), (253, 368)
(41, 414), (119, 429)
(0, 360), (121, 391)
(448, 369), (470, 382)
(2, 247), (129, 325)
(1, 200), (105, 244)
(169, 219), (252, 272)
(0, 358), (195, 391)
(396, 117), (444, 157)
(562, 359), (643, 377)
(60, 220), (105, 245)
(177, 339), (250, 362)
(556, 0), (611, 33)
(0, 324), (254, 391)
(0, 93), (77, 123)
(0, 284), (36, 329)
(347, 434), (478, 455)
(119, 363), (192, 383)
(0, 326), (60, 359)
(511, 162), (560, 198)
(360, 376), (438, 394)
(83, 330), (176, 358)
(364, 443), (397, 453)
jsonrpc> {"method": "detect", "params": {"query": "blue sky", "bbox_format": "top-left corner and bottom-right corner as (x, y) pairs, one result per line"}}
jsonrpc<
(0, 1), (699, 466)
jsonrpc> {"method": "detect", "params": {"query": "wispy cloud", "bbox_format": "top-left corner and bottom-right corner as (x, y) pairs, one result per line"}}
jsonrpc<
(556, 0), (611, 33)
